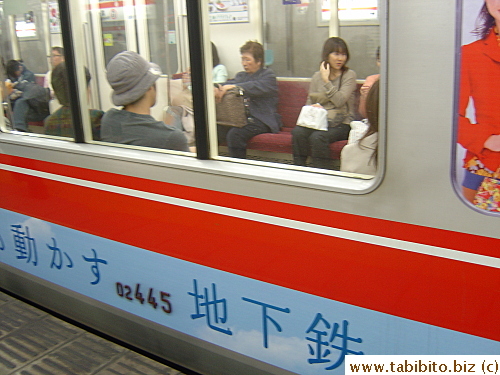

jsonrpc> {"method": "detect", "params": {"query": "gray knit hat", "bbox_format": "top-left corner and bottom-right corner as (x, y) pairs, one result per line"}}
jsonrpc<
(106, 51), (162, 106)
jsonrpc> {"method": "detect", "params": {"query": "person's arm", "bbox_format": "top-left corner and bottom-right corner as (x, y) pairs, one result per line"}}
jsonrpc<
(21, 67), (36, 83)
(457, 47), (499, 155)
(235, 69), (278, 98)
(323, 70), (357, 108)
(358, 74), (379, 118)
(306, 72), (322, 106)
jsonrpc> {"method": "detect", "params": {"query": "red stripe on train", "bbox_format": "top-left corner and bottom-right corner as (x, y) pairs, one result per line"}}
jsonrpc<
(0, 165), (499, 342)
(0, 154), (498, 259)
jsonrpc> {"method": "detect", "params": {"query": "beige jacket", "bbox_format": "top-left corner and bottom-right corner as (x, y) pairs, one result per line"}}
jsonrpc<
(341, 132), (378, 175)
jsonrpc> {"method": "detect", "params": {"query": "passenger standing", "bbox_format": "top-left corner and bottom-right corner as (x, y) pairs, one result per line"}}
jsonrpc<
(458, 0), (500, 208)
(216, 41), (281, 159)
(341, 79), (379, 175)
(101, 51), (188, 151)
(292, 37), (357, 169)
(44, 47), (65, 113)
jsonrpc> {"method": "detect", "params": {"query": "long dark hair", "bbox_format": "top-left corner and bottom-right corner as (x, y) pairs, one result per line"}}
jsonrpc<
(212, 42), (220, 68)
(321, 37), (350, 72)
(473, 3), (495, 40)
(359, 79), (380, 165)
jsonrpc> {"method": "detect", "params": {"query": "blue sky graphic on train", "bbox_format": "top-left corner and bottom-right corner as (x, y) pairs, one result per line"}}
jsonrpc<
(0, 209), (499, 375)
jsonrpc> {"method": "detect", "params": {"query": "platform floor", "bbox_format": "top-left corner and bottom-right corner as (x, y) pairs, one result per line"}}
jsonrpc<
(0, 290), (187, 375)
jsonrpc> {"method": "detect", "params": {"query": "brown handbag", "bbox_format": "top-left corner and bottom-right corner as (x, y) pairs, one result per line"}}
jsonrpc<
(216, 87), (248, 127)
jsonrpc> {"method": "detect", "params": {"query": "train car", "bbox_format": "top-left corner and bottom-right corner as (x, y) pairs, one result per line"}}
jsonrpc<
(0, 0), (499, 374)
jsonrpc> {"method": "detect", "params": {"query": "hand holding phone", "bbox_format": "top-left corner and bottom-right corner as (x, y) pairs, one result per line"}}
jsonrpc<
(320, 60), (330, 83)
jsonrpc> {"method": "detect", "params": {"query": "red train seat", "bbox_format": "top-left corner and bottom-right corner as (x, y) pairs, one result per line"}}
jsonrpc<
(247, 78), (363, 160)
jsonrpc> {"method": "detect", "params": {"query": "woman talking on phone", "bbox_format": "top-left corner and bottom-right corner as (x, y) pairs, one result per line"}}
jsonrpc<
(292, 37), (357, 169)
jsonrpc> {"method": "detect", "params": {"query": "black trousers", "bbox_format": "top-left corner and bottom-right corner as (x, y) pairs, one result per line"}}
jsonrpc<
(219, 118), (270, 159)
(292, 123), (351, 169)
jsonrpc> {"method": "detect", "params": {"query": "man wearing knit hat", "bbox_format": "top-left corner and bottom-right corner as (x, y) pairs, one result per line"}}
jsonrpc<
(101, 51), (188, 151)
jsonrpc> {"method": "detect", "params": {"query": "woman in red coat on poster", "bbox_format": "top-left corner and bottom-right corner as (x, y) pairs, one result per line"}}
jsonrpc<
(458, 0), (500, 210)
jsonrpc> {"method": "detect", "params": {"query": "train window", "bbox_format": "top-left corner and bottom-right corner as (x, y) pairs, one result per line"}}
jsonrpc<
(79, 0), (194, 153)
(0, 0), (193, 155)
(0, 0), (384, 190)
(455, 0), (500, 214)
(0, 0), (84, 139)
(208, 0), (382, 178)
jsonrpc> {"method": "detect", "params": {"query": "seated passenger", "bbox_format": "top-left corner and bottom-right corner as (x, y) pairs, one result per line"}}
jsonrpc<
(44, 62), (104, 140)
(292, 37), (357, 169)
(212, 42), (228, 84)
(101, 51), (188, 152)
(359, 46), (380, 118)
(6, 60), (49, 132)
(215, 41), (281, 159)
(44, 46), (65, 113)
(6, 60), (35, 87)
(341, 79), (379, 175)
(169, 68), (195, 148)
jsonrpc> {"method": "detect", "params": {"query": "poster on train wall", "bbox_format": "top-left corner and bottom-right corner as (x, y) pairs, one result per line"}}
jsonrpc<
(320, 0), (378, 24)
(48, 2), (61, 34)
(455, 0), (500, 214)
(208, 0), (249, 24)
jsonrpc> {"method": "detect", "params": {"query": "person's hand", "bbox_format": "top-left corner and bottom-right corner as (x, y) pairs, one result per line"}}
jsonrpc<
(310, 103), (324, 109)
(360, 84), (371, 96)
(360, 75), (379, 96)
(215, 84), (236, 103)
(220, 84), (236, 95)
(320, 61), (330, 83)
(4, 81), (13, 96)
(484, 134), (500, 152)
(214, 85), (223, 103)
(182, 68), (191, 89)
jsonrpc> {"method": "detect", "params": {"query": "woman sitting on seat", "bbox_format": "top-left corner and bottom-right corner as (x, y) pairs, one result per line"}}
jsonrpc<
(292, 37), (357, 169)
(341, 79), (379, 176)
(216, 41), (281, 159)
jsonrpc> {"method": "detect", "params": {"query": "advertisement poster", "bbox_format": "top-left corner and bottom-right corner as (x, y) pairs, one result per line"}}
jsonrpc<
(48, 2), (61, 34)
(321, 0), (378, 23)
(209, 0), (249, 24)
(455, 0), (500, 214)
(15, 20), (37, 39)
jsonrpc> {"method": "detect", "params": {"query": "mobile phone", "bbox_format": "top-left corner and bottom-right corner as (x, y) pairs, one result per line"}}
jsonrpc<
(323, 61), (329, 69)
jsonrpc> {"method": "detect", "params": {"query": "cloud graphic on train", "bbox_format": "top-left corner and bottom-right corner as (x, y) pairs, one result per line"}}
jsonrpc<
(197, 327), (311, 373)
(21, 217), (56, 242)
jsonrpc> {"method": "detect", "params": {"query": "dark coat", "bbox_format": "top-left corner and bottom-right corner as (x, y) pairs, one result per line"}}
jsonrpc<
(230, 67), (281, 133)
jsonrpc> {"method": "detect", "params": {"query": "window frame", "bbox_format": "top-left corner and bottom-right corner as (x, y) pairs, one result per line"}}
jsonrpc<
(4, 0), (386, 195)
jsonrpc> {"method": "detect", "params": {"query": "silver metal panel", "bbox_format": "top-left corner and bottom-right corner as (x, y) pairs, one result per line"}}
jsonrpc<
(0, 263), (296, 375)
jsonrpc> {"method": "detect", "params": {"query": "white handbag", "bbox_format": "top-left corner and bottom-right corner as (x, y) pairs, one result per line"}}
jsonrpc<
(296, 105), (328, 131)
